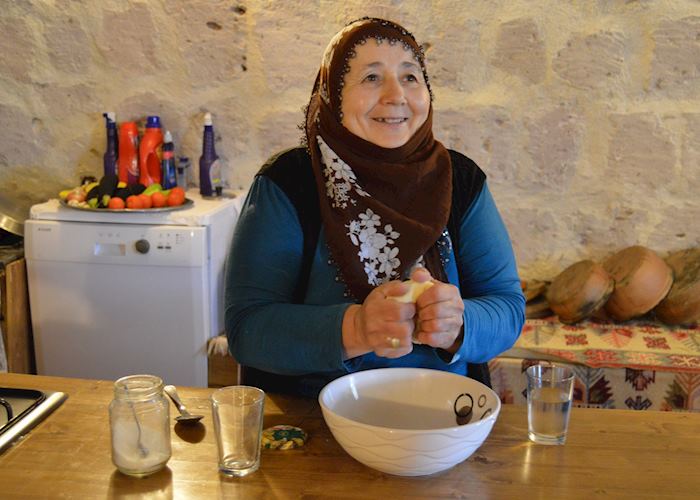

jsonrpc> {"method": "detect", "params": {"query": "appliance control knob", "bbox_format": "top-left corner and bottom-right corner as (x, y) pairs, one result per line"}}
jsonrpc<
(135, 239), (150, 254)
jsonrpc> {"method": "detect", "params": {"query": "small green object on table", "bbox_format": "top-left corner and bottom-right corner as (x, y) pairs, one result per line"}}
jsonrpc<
(261, 425), (307, 450)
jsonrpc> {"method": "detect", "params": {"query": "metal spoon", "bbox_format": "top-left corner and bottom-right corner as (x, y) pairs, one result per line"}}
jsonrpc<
(163, 385), (204, 424)
(123, 386), (148, 457)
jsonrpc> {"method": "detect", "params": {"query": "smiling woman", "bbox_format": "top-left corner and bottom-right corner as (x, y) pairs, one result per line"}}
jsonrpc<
(224, 17), (525, 397)
(340, 43), (430, 148)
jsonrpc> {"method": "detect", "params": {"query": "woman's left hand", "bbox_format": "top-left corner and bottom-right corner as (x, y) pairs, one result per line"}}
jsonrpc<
(410, 268), (465, 353)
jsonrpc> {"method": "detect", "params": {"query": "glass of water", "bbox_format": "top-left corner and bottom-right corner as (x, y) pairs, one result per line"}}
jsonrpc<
(526, 364), (575, 445)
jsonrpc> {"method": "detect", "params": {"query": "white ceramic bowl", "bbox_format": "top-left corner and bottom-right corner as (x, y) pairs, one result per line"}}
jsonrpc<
(318, 367), (501, 476)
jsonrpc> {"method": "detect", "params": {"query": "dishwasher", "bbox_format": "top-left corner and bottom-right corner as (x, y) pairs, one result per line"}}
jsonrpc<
(24, 191), (243, 387)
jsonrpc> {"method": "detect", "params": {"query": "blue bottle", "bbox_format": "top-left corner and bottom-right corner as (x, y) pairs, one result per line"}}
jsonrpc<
(103, 112), (118, 177)
(161, 131), (177, 189)
(199, 113), (221, 197)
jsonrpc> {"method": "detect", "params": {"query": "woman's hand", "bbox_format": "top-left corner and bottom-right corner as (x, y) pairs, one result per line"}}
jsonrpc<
(342, 280), (416, 359)
(411, 268), (465, 353)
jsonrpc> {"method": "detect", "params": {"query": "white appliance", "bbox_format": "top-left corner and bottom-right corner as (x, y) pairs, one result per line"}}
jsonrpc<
(25, 191), (243, 387)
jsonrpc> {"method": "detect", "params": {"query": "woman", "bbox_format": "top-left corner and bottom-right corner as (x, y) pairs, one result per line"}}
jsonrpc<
(225, 17), (525, 397)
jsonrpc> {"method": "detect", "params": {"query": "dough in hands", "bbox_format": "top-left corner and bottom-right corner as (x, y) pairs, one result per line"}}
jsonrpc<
(390, 279), (434, 303)
(390, 279), (434, 344)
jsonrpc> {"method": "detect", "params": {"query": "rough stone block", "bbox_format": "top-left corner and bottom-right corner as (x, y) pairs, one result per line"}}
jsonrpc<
(171, 0), (248, 84)
(0, 16), (35, 82)
(607, 113), (676, 191)
(40, 84), (98, 117)
(434, 107), (520, 185)
(648, 203), (700, 250)
(256, 109), (305, 161)
(680, 113), (700, 192)
(523, 104), (583, 190)
(493, 18), (546, 84)
(45, 17), (91, 73)
(651, 16), (700, 97)
(553, 31), (625, 89)
(424, 18), (488, 92)
(0, 103), (48, 166)
(500, 206), (562, 271)
(97, 4), (160, 74)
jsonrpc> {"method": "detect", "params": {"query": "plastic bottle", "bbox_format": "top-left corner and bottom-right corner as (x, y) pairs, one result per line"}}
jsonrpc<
(103, 112), (118, 177)
(117, 121), (139, 185)
(177, 156), (191, 189)
(199, 112), (222, 197)
(161, 131), (177, 189)
(139, 116), (164, 187)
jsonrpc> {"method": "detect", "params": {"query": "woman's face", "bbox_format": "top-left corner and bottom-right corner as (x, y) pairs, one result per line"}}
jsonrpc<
(340, 39), (430, 148)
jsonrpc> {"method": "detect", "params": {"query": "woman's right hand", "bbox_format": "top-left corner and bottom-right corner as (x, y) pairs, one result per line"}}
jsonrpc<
(342, 280), (416, 359)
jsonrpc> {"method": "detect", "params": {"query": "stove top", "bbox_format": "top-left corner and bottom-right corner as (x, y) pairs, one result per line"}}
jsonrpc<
(0, 387), (67, 454)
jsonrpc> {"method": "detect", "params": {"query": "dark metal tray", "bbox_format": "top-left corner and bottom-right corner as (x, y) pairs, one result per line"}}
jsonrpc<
(0, 387), (46, 430)
(0, 387), (68, 454)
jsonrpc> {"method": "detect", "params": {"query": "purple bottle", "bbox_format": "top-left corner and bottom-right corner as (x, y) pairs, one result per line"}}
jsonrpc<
(199, 113), (221, 197)
(103, 112), (118, 177)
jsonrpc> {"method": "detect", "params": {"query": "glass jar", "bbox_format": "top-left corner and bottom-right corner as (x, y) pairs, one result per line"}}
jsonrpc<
(109, 374), (171, 477)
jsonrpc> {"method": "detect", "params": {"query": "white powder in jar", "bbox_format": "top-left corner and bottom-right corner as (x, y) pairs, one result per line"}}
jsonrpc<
(111, 419), (171, 474)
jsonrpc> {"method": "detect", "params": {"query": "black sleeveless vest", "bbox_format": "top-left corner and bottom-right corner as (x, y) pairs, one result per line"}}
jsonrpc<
(240, 147), (490, 396)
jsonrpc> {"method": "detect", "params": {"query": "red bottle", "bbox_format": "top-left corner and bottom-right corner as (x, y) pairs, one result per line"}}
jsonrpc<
(118, 122), (139, 185)
(139, 116), (163, 186)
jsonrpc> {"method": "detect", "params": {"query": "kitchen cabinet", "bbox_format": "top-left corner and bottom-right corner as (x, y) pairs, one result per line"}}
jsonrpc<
(0, 257), (34, 374)
(207, 348), (238, 387)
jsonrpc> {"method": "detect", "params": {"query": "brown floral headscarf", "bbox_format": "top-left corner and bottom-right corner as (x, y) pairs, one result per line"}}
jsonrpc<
(305, 18), (453, 302)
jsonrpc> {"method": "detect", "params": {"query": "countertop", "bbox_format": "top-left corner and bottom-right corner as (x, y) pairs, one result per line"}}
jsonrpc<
(0, 373), (699, 498)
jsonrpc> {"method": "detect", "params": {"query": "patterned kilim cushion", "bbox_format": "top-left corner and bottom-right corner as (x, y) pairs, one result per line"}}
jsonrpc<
(510, 318), (700, 373)
(489, 356), (700, 412)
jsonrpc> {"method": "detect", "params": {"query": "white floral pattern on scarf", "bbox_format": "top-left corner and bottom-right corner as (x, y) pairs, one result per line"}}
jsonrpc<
(317, 136), (402, 286)
(347, 209), (401, 285)
(317, 136), (369, 208)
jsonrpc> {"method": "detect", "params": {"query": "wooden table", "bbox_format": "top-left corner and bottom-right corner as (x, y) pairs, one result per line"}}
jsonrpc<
(1, 373), (698, 498)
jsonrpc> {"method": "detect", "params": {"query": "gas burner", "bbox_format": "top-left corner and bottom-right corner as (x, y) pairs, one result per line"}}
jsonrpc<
(0, 387), (67, 454)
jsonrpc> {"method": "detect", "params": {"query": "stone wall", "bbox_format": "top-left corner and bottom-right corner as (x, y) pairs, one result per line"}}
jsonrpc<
(1, 0), (699, 278)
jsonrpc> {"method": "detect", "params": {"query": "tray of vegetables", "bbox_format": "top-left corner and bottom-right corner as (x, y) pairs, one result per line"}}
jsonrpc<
(59, 174), (191, 212)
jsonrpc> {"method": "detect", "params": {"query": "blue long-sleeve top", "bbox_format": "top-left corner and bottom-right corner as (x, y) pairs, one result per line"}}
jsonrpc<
(224, 169), (525, 383)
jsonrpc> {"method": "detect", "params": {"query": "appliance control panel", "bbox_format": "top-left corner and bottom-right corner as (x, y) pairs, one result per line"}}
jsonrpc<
(25, 221), (208, 267)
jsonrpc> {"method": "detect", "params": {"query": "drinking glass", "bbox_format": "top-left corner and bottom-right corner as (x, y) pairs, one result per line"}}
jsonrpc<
(526, 364), (575, 445)
(211, 386), (265, 477)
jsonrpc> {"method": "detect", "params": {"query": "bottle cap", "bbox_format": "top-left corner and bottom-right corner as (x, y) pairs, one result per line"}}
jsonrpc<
(261, 425), (307, 450)
(146, 116), (161, 128)
(204, 112), (212, 126)
(164, 130), (173, 143)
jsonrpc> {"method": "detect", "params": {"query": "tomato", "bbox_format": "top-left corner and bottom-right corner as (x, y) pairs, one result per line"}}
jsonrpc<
(151, 191), (166, 208)
(169, 187), (185, 198)
(108, 197), (125, 210)
(167, 190), (186, 207)
(126, 195), (143, 209)
(138, 193), (153, 209)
